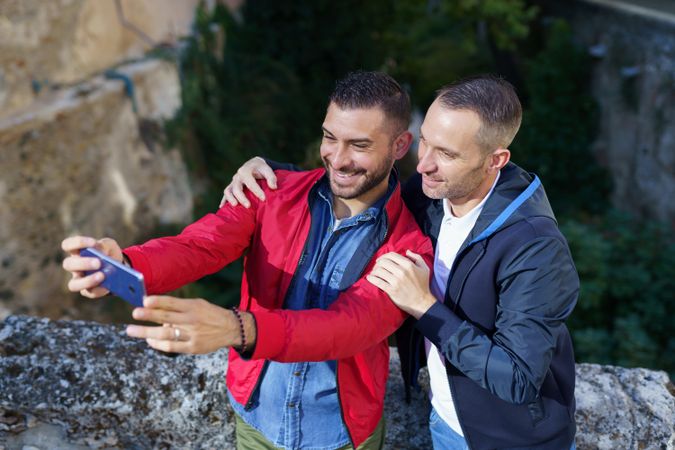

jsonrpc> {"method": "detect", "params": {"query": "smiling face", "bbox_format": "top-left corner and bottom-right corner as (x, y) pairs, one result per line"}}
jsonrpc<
(320, 102), (403, 201)
(417, 99), (494, 203)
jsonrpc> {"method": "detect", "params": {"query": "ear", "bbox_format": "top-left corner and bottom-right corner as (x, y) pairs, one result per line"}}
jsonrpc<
(487, 148), (510, 171)
(393, 131), (413, 160)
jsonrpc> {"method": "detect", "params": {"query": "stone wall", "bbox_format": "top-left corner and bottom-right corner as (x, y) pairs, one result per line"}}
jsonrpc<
(0, 0), (200, 118)
(549, 0), (675, 224)
(0, 59), (193, 320)
(0, 316), (673, 449)
(0, 1), (200, 319)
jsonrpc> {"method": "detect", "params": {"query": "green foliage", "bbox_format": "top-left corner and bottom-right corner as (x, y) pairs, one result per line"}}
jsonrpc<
(161, 2), (672, 378)
(383, 0), (537, 107)
(166, 0), (537, 307)
(513, 20), (611, 217)
(562, 211), (675, 377)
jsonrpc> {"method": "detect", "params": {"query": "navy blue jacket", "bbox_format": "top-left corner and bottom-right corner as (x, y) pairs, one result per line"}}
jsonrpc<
(397, 162), (578, 450)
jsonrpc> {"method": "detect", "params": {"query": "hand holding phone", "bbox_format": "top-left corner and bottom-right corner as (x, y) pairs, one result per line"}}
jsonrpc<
(80, 247), (146, 307)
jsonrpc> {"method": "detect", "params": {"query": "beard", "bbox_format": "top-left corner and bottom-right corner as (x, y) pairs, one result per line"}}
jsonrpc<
(323, 154), (394, 200)
(421, 163), (486, 201)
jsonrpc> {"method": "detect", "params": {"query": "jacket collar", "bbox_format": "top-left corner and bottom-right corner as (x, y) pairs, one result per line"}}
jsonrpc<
(423, 162), (555, 251)
(309, 168), (403, 226)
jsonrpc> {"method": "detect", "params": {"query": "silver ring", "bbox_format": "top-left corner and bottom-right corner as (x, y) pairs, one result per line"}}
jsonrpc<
(173, 327), (181, 341)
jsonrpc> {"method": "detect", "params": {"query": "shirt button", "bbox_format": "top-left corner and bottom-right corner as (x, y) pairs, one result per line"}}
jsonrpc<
(293, 371), (301, 376)
(288, 402), (296, 408)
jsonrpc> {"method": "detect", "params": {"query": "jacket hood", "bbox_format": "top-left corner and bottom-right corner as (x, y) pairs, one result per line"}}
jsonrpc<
(465, 162), (556, 247)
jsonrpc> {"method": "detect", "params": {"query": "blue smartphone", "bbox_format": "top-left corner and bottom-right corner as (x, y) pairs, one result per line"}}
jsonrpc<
(80, 247), (146, 307)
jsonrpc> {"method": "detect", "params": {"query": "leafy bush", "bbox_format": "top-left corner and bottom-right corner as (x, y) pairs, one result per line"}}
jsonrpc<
(562, 211), (675, 377)
(513, 20), (612, 217)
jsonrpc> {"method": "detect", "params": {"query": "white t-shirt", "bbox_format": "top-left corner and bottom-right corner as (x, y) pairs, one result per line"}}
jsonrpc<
(425, 172), (500, 435)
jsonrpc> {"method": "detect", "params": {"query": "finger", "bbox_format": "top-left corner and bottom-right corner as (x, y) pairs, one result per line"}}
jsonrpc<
(369, 266), (397, 283)
(255, 164), (278, 189)
(378, 252), (413, 267)
(143, 295), (192, 312)
(220, 187), (230, 208)
(68, 271), (105, 292)
(230, 181), (251, 208)
(80, 286), (110, 298)
(405, 250), (430, 269)
(132, 307), (184, 325)
(366, 274), (392, 294)
(96, 238), (121, 259)
(241, 172), (266, 201)
(126, 325), (188, 341)
(61, 236), (97, 255)
(373, 258), (406, 278)
(62, 255), (101, 272)
(222, 186), (238, 207)
(145, 338), (191, 354)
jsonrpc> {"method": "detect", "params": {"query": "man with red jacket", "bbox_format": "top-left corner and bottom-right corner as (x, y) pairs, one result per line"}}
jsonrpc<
(61, 71), (432, 450)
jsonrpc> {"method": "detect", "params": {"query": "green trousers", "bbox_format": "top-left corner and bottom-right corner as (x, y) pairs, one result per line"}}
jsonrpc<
(234, 413), (385, 450)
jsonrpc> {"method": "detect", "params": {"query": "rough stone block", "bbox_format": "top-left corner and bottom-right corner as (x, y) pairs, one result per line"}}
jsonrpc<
(0, 316), (673, 449)
(0, 59), (192, 320)
(0, 0), (200, 117)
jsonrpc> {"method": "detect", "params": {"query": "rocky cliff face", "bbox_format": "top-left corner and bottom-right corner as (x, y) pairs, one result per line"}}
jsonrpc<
(0, 59), (193, 320)
(0, 0), (200, 118)
(0, 0), (200, 319)
(0, 316), (673, 449)
(552, 0), (675, 224)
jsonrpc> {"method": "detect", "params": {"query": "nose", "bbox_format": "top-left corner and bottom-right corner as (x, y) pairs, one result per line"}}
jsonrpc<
(330, 144), (352, 170)
(416, 145), (435, 174)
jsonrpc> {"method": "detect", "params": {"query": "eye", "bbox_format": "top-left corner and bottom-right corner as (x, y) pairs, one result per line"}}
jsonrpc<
(353, 143), (368, 149)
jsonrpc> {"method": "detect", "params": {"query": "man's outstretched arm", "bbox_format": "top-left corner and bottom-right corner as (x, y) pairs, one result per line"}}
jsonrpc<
(126, 241), (432, 359)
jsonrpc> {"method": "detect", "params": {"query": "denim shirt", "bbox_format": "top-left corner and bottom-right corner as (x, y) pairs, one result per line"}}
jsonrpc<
(229, 175), (395, 450)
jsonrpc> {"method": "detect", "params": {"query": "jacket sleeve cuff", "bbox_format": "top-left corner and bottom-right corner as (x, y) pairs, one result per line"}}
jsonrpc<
(415, 301), (463, 348)
(122, 246), (154, 290)
(249, 309), (287, 360)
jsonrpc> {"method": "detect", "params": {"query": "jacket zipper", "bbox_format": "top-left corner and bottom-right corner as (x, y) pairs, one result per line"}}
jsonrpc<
(447, 374), (474, 450)
(334, 212), (389, 448)
(244, 360), (269, 410)
(243, 188), (392, 432)
(243, 192), (316, 410)
(443, 242), (486, 449)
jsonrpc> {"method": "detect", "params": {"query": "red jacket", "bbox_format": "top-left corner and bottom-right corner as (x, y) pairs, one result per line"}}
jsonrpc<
(124, 169), (433, 447)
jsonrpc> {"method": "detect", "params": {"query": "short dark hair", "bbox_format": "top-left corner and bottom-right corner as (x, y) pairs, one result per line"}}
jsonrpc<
(436, 75), (522, 153)
(329, 71), (411, 135)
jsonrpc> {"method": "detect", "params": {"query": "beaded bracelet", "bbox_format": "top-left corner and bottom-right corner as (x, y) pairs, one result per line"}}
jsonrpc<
(230, 307), (247, 353)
